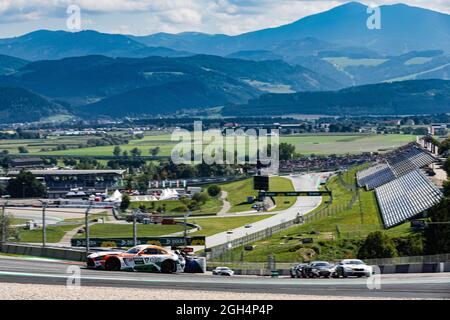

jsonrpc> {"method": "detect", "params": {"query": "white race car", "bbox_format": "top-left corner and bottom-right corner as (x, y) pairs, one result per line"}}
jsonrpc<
(334, 259), (373, 278)
(87, 245), (185, 273)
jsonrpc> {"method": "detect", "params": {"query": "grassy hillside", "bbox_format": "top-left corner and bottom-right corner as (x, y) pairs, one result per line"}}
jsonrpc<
(221, 176), (295, 213)
(216, 165), (412, 262)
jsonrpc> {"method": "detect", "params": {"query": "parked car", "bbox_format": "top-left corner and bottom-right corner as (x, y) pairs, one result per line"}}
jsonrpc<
(303, 261), (335, 278)
(334, 259), (372, 278)
(212, 267), (234, 276)
(289, 263), (308, 278)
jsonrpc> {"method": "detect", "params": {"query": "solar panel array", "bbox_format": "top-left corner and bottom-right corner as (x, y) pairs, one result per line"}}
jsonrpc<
(356, 145), (436, 190)
(375, 170), (443, 228)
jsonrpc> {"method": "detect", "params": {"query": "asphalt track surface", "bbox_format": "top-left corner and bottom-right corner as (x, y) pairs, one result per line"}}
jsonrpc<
(206, 173), (323, 248)
(0, 256), (449, 299)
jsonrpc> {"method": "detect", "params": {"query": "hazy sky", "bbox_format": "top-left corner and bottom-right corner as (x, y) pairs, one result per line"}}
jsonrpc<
(0, 0), (448, 38)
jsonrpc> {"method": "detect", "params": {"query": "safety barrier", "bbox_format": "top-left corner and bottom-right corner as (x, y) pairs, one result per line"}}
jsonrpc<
(206, 261), (450, 275)
(1, 242), (87, 261)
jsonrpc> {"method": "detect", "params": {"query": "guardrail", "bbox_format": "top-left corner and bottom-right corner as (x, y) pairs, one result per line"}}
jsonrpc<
(364, 253), (450, 266)
(207, 258), (450, 275)
(1, 242), (87, 261)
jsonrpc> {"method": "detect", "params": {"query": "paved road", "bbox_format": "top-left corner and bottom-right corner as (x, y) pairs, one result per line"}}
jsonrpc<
(217, 191), (231, 215)
(205, 173), (323, 248)
(0, 256), (449, 299)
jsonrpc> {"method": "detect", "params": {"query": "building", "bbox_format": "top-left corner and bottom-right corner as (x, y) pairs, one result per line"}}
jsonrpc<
(9, 157), (45, 169)
(428, 124), (448, 136)
(6, 169), (125, 198)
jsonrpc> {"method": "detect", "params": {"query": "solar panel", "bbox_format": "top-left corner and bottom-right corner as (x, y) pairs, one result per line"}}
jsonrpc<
(375, 170), (443, 228)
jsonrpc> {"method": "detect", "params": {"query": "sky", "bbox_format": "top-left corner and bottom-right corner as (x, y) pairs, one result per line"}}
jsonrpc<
(0, 0), (449, 38)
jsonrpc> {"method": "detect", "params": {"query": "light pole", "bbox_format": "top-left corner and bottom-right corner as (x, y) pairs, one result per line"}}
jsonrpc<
(38, 200), (48, 247)
(1, 201), (7, 244)
(85, 201), (93, 255)
(132, 209), (138, 246)
(184, 211), (191, 246)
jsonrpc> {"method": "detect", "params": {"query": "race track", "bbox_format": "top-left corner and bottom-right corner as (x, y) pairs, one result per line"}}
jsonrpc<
(0, 255), (449, 299)
(206, 173), (323, 248)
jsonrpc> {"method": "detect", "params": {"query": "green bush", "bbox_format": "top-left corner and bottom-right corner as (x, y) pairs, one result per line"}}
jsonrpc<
(393, 234), (424, 257)
(120, 194), (131, 211)
(357, 231), (398, 259)
(173, 205), (189, 212)
(188, 200), (201, 211)
(192, 192), (209, 204)
(207, 185), (222, 197)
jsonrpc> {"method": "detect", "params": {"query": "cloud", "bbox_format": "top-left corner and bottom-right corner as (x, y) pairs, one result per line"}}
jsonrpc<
(0, 0), (448, 34)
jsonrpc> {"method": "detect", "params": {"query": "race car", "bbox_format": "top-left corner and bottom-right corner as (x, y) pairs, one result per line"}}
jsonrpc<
(86, 245), (185, 273)
(333, 259), (373, 278)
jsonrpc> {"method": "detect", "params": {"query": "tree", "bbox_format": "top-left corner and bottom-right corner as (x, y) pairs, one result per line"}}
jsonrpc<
(207, 185), (221, 197)
(120, 193), (131, 211)
(18, 146), (29, 154)
(192, 192), (209, 205)
(357, 231), (398, 259)
(443, 157), (450, 176)
(443, 180), (450, 198)
(113, 146), (122, 157)
(279, 143), (296, 161)
(6, 170), (46, 198)
(130, 147), (142, 157)
(0, 214), (19, 241)
(424, 198), (450, 255)
(150, 147), (161, 156)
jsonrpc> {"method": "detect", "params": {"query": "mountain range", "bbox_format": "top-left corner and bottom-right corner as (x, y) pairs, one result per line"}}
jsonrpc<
(224, 80), (450, 116)
(0, 54), (341, 121)
(0, 2), (449, 122)
(133, 2), (450, 56)
(0, 87), (68, 123)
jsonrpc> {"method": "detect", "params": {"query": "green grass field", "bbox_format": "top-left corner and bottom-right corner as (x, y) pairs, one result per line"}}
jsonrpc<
(221, 176), (295, 213)
(73, 223), (186, 238)
(281, 134), (416, 155)
(17, 224), (82, 243)
(216, 165), (413, 263)
(130, 197), (223, 217)
(0, 133), (416, 157)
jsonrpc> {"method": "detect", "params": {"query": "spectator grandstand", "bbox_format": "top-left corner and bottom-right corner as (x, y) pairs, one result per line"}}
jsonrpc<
(356, 163), (396, 190)
(280, 153), (378, 173)
(375, 170), (443, 228)
(356, 144), (436, 190)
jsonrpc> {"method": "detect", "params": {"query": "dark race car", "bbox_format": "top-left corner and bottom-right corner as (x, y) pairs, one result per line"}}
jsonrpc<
(303, 261), (335, 278)
(289, 263), (308, 278)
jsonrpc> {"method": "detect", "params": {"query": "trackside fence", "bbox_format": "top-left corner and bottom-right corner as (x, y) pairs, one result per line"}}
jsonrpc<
(363, 253), (450, 266)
